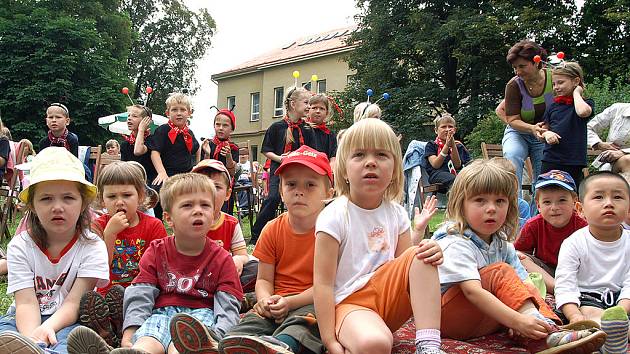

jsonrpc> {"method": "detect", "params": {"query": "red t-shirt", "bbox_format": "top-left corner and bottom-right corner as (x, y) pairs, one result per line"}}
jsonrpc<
(206, 212), (246, 254)
(92, 211), (167, 294)
(133, 236), (243, 309)
(514, 211), (588, 267)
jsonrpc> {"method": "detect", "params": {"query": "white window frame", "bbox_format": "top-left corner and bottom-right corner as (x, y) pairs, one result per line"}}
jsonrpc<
(250, 92), (260, 121)
(273, 87), (284, 117)
(317, 79), (327, 93)
(227, 96), (236, 110)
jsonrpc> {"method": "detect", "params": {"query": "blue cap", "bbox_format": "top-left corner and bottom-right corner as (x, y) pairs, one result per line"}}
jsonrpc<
(535, 170), (576, 192)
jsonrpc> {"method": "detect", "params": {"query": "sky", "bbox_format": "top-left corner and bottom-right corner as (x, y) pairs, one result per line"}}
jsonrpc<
(184, 0), (359, 121)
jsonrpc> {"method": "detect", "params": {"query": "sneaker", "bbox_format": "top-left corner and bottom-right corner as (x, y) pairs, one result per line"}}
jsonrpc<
(78, 290), (118, 347)
(240, 292), (257, 314)
(220, 335), (293, 354)
(67, 326), (113, 354)
(416, 349), (446, 354)
(560, 320), (601, 331)
(525, 325), (606, 354)
(169, 313), (220, 354)
(105, 285), (125, 337)
(0, 331), (45, 354)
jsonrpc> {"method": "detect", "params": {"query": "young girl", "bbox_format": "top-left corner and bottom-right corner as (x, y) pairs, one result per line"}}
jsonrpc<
(433, 159), (605, 353)
(105, 140), (120, 156)
(353, 102), (382, 122)
(77, 161), (168, 346)
(541, 61), (594, 188)
(0, 147), (109, 354)
(122, 105), (157, 189)
(38, 103), (80, 157)
(308, 94), (338, 164)
(314, 118), (444, 354)
(250, 87), (317, 244)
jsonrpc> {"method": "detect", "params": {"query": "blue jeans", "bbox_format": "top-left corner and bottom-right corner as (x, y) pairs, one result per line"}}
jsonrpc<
(0, 310), (78, 354)
(502, 126), (544, 194)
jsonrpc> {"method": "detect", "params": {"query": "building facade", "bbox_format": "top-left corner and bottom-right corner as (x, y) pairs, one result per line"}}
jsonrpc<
(211, 26), (356, 162)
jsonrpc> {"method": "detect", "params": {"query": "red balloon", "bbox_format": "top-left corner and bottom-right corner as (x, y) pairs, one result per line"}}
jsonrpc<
(557, 51), (565, 59)
(533, 55), (541, 63)
(146, 86), (153, 94)
(121, 87), (129, 95)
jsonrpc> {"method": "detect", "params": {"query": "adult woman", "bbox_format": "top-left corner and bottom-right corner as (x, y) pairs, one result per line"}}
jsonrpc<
(497, 40), (553, 191)
(587, 103), (630, 173)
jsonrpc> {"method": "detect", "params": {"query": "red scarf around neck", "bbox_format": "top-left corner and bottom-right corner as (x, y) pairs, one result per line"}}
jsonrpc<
(554, 96), (574, 105)
(283, 116), (305, 153)
(211, 136), (238, 160)
(167, 120), (193, 152)
(48, 128), (70, 150)
(314, 123), (330, 134)
(123, 130), (150, 144)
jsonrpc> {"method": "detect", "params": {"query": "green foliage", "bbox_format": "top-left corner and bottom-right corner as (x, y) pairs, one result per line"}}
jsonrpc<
(585, 76), (630, 115)
(0, 0), (132, 145)
(122, 0), (215, 114)
(464, 112), (506, 158)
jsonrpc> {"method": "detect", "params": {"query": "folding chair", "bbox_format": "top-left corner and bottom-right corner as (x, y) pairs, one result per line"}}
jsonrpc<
(481, 142), (533, 191)
(89, 145), (102, 184)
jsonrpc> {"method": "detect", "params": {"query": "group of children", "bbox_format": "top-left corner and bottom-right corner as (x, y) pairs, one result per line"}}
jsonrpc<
(0, 76), (628, 354)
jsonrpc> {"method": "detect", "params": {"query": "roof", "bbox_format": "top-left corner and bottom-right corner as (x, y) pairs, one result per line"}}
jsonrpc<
(212, 26), (357, 80)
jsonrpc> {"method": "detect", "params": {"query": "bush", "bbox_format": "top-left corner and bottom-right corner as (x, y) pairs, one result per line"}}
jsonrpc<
(464, 111), (506, 158)
(586, 76), (630, 115)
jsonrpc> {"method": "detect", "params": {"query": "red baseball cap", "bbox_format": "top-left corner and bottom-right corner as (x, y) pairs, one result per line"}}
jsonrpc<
(215, 109), (236, 130)
(274, 145), (333, 184)
(192, 159), (230, 184)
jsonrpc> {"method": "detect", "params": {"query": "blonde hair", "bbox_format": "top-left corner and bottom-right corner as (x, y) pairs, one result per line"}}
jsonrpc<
(334, 118), (403, 202)
(160, 172), (216, 213)
(127, 104), (153, 119)
(445, 159), (519, 241)
(553, 62), (585, 88)
(308, 94), (333, 121)
(106, 139), (120, 149)
(283, 87), (310, 146)
(433, 114), (456, 129)
(166, 92), (192, 111)
(353, 102), (382, 122)
(97, 161), (146, 204)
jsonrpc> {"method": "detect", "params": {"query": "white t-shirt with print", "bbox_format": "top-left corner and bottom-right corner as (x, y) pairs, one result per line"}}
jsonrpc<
(316, 196), (411, 304)
(7, 230), (109, 315)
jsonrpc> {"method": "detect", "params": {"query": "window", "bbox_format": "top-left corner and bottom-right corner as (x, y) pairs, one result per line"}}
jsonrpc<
(227, 96), (236, 110)
(250, 92), (260, 121)
(251, 145), (258, 161)
(317, 79), (327, 93)
(302, 82), (312, 91)
(273, 87), (284, 117)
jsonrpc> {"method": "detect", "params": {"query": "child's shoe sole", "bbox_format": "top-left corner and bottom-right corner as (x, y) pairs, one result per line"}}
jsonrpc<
(0, 331), (45, 354)
(169, 313), (219, 353)
(79, 290), (118, 346)
(219, 335), (293, 354)
(105, 285), (125, 336)
(559, 320), (600, 331)
(67, 326), (113, 354)
(536, 328), (606, 354)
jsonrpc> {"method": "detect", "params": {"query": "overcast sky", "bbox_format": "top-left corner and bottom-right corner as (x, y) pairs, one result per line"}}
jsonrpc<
(184, 0), (359, 121)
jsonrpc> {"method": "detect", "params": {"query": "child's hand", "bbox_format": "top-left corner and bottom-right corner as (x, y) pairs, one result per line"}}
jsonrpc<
(532, 122), (548, 140)
(543, 131), (561, 145)
(324, 339), (346, 354)
(415, 239), (443, 266)
(253, 296), (273, 318)
(268, 294), (289, 323)
(30, 324), (57, 346)
(233, 257), (244, 276)
(152, 172), (168, 186)
(413, 196), (438, 233)
(516, 251), (527, 261)
(512, 313), (551, 339)
(221, 145), (231, 158)
(121, 328), (136, 348)
(573, 85), (584, 96)
(201, 139), (211, 155)
(105, 211), (130, 237)
(138, 116), (152, 132)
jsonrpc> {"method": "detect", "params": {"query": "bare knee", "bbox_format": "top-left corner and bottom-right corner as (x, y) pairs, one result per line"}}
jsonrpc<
(349, 332), (393, 354)
(613, 155), (630, 173)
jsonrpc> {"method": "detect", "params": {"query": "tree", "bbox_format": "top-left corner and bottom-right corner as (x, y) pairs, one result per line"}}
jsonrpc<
(121, 0), (215, 114)
(340, 0), (577, 143)
(0, 0), (132, 145)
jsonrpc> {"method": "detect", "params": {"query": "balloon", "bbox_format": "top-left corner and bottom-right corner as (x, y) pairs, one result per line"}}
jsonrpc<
(121, 87), (129, 95)
(557, 52), (565, 59)
(366, 89), (374, 97)
(311, 74), (318, 82)
(533, 55), (541, 63)
(383, 93), (390, 100)
(146, 86), (153, 94)
(292, 70), (300, 79)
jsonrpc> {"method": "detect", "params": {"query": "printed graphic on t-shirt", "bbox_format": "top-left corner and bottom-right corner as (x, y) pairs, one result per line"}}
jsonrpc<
(213, 239), (225, 249)
(161, 270), (213, 299)
(34, 271), (68, 312)
(111, 238), (147, 285)
(367, 226), (389, 252)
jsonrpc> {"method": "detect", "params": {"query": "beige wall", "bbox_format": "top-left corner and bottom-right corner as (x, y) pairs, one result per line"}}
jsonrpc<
(215, 51), (354, 163)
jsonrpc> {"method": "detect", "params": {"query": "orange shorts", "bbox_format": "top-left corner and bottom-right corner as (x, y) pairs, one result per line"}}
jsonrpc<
(335, 247), (417, 335)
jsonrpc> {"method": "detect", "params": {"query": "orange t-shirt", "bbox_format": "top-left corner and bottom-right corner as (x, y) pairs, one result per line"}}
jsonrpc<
(253, 213), (314, 297)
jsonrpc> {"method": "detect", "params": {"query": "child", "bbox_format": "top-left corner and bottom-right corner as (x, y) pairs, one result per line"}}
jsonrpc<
(353, 102), (381, 122)
(555, 172), (630, 353)
(178, 146), (335, 353)
(39, 103), (79, 157)
(148, 93), (200, 186)
(432, 159), (605, 352)
(0, 121), (9, 182)
(488, 157), (531, 229)
(201, 109), (239, 175)
(105, 140), (120, 156)
(0, 147), (109, 354)
(515, 170), (587, 294)
(314, 118), (444, 354)
(191, 159), (258, 293)
(250, 87), (317, 245)
(121, 105), (157, 187)
(541, 62), (594, 187)
(308, 94), (337, 165)
(76, 161), (168, 346)
(423, 114), (471, 191)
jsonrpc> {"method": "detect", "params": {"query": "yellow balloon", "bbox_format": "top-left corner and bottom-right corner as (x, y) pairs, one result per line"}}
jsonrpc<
(292, 70), (300, 78)
(311, 74), (318, 82)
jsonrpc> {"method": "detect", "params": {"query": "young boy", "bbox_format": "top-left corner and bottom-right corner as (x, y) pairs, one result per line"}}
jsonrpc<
(39, 103), (79, 157)
(514, 170), (587, 293)
(67, 173), (242, 354)
(192, 159), (258, 293)
(555, 171), (630, 353)
(308, 94), (337, 165)
(148, 93), (200, 186)
(167, 146), (334, 354)
(422, 113), (470, 191)
(202, 109), (239, 175)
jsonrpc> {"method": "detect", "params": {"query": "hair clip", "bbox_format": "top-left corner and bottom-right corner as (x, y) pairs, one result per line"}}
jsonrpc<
(534, 51), (565, 68)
